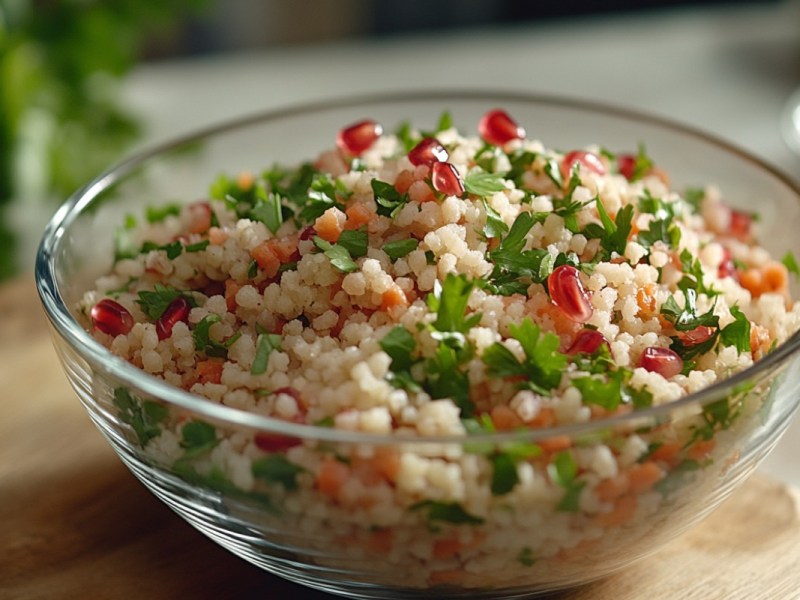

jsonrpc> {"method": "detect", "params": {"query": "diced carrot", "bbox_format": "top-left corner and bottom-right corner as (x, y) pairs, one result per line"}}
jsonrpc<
(750, 323), (772, 359)
(428, 569), (464, 587)
(687, 438), (716, 462)
(394, 170), (415, 194)
(224, 279), (241, 312)
(380, 284), (409, 312)
(317, 458), (350, 498)
(626, 461), (665, 494)
(538, 435), (572, 453)
(366, 528), (394, 554)
(269, 236), (298, 262)
(739, 268), (763, 297)
(314, 207), (345, 243)
(196, 359), (224, 384)
(490, 405), (523, 431)
(650, 441), (681, 466)
(408, 180), (437, 203)
(208, 226), (227, 245)
(592, 493), (637, 528)
(595, 474), (629, 502)
(762, 261), (789, 295)
(344, 203), (375, 231)
(371, 447), (401, 483)
(237, 171), (255, 190)
(186, 201), (213, 234)
(250, 241), (281, 278)
(528, 406), (556, 428)
(433, 538), (462, 561)
(636, 284), (658, 318)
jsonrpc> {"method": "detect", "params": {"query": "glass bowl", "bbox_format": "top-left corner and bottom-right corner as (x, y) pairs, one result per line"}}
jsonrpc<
(36, 91), (800, 599)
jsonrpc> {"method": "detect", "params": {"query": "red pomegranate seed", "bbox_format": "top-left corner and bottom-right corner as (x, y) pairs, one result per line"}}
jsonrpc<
(431, 161), (465, 197)
(336, 119), (383, 156)
(478, 109), (525, 146)
(91, 298), (134, 337)
(156, 296), (191, 340)
(254, 390), (306, 452)
(728, 208), (752, 241)
(561, 150), (607, 181)
(408, 137), (449, 166)
(678, 326), (716, 347)
(547, 264), (593, 323)
(187, 201), (212, 234)
(718, 246), (737, 279)
(617, 154), (636, 180)
(566, 329), (610, 355)
(639, 346), (683, 379)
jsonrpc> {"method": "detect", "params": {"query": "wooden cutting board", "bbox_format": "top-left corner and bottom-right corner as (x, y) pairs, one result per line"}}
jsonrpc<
(2, 276), (799, 599)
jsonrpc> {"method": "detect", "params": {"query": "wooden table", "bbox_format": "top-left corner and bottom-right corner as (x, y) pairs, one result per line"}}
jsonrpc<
(3, 276), (799, 599)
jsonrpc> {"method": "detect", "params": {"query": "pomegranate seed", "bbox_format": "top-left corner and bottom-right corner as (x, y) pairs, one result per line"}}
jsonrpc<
(718, 246), (737, 279)
(561, 150), (607, 181)
(91, 299), (134, 337)
(547, 265), (593, 323)
(187, 201), (212, 234)
(254, 390), (305, 452)
(617, 154), (636, 180)
(639, 346), (683, 379)
(678, 326), (716, 348)
(431, 161), (465, 197)
(408, 137), (449, 166)
(728, 208), (752, 241)
(156, 296), (191, 340)
(566, 329), (610, 355)
(478, 109), (525, 146)
(336, 119), (383, 156)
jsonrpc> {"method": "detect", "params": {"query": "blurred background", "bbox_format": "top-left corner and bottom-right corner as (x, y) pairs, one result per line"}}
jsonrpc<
(1, 0), (798, 281)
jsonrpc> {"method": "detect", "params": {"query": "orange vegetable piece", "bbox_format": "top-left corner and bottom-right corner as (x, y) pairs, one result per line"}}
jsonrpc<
(196, 359), (224, 384)
(317, 458), (350, 498)
(432, 538), (462, 561)
(490, 405), (523, 431)
(224, 279), (241, 312)
(592, 493), (637, 528)
(380, 284), (409, 312)
(626, 461), (665, 494)
(314, 207), (344, 243)
(366, 528), (394, 554)
(250, 241), (281, 278)
(344, 203), (375, 231)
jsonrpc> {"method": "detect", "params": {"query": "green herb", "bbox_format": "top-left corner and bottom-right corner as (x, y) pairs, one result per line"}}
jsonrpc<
(678, 249), (718, 297)
(490, 453), (519, 496)
(637, 217), (681, 250)
(719, 305), (751, 354)
(380, 326), (417, 372)
(185, 239), (210, 253)
(247, 259), (259, 279)
(410, 501), (484, 527)
(428, 274), (481, 340)
(655, 459), (700, 496)
(136, 284), (194, 320)
(517, 547), (537, 567)
(582, 200), (633, 258)
(251, 185), (284, 234)
(572, 368), (653, 411)
(548, 451), (585, 512)
(624, 144), (654, 181)
(395, 120), (416, 152)
(113, 387), (168, 447)
(252, 333), (282, 375)
(313, 236), (358, 273)
(252, 455), (305, 491)
(193, 314), (233, 358)
(140, 239), (183, 260)
(505, 149), (538, 185)
(436, 110), (454, 132)
(372, 179), (409, 219)
(180, 421), (219, 458)
(638, 189), (677, 219)
(482, 319), (566, 394)
(425, 343), (473, 416)
(336, 228), (368, 259)
(481, 199), (509, 239)
(146, 203), (181, 223)
(464, 171), (506, 196)
(383, 238), (419, 261)
(172, 462), (280, 514)
(683, 188), (705, 214)
(660, 289), (719, 332)
(782, 251), (800, 277)
(297, 173), (346, 224)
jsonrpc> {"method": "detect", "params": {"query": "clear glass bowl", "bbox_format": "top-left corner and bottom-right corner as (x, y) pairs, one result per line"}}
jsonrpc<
(36, 92), (800, 599)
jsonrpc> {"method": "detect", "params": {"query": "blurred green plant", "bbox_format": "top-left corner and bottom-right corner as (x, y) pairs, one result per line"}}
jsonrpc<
(0, 0), (205, 280)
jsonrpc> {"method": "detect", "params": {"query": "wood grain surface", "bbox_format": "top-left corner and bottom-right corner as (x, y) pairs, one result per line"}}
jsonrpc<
(2, 276), (799, 600)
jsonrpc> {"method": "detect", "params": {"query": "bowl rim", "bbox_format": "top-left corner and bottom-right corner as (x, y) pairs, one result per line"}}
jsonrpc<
(35, 89), (800, 445)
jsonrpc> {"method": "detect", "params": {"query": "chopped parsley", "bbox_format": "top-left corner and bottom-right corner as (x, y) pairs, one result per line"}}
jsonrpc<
(250, 186), (284, 234)
(140, 239), (183, 260)
(782, 251), (800, 277)
(719, 305), (751, 354)
(660, 288), (719, 332)
(193, 314), (241, 358)
(548, 451), (585, 512)
(113, 387), (168, 447)
(581, 200), (633, 259)
(482, 319), (566, 395)
(481, 199), (509, 239)
(136, 284), (196, 320)
(252, 455), (305, 491)
(383, 238), (419, 261)
(410, 500), (484, 528)
(313, 236), (359, 273)
(622, 144), (654, 181)
(185, 239), (210, 253)
(145, 203), (181, 223)
(252, 333), (282, 375)
(372, 179), (409, 219)
(180, 420), (219, 458)
(517, 547), (537, 567)
(463, 171), (506, 197)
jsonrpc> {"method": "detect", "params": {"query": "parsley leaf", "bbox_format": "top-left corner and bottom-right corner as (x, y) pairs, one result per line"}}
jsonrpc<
(372, 179), (409, 219)
(137, 284), (195, 320)
(336, 228), (368, 259)
(251, 185), (284, 234)
(180, 421), (219, 458)
(428, 274), (481, 339)
(252, 333), (282, 375)
(380, 326), (417, 372)
(410, 500), (484, 527)
(782, 251), (800, 277)
(383, 238), (419, 261)
(660, 289), (719, 332)
(583, 200), (633, 258)
(464, 171), (506, 196)
(720, 305), (751, 354)
(624, 144), (654, 182)
(146, 203), (181, 223)
(637, 217), (681, 250)
(252, 455), (305, 491)
(297, 173), (346, 224)
(113, 387), (167, 447)
(482, 199), (509, 239)
(678, 249), (718, 297)
(548, 451), (586, 512)
(314, 236), (358, 273)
